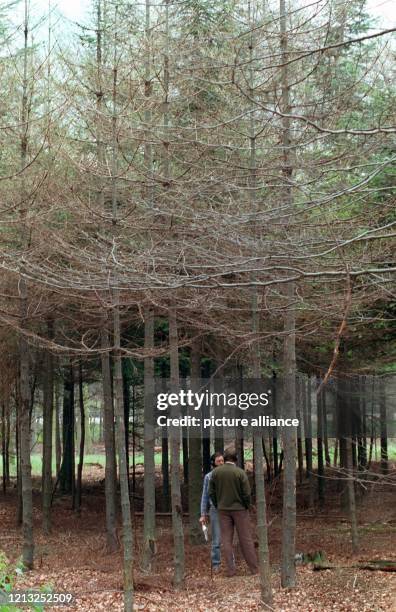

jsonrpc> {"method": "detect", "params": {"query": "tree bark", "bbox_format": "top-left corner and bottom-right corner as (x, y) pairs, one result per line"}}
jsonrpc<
(110, 5), (134, 606)
(59, 363), (75, 495)
(252, 286), (273, 604)
(55, 378), (62, 477)
(113, 296), (134, 610)
(18, 0), (34, 570)
(346, 437), (359, 553)
(169, 308), (185, 588)
(188, 340), (204, 545)
(75, 361), (85, 512)
(304, 377), (314, 508)
(42, 321), (54, 533)
(379, 378), (388, 474)
(317, 384), (325, 507)
(142, 306), (156, 571)
(101, 324), (118, 552)
(280, 0), (297, 588)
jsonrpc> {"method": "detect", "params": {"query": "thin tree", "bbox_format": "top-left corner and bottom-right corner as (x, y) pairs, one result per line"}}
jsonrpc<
(280, 0), (297, 589)
(169, 308), (185, 588)
(142, 306), (156, 570)
(18, 0), (34, 568)
(42, 320), (54, 533)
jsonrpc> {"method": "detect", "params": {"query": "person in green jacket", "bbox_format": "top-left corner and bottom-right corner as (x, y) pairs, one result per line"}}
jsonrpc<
(209, 448), (258, 577)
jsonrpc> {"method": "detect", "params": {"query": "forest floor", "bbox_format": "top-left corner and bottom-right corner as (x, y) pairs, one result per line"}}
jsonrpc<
(1, 464), (395, 612)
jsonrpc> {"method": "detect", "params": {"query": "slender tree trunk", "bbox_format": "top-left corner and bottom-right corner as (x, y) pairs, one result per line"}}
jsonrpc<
(113, 297), (134, 610)
(122, 360), (131, 486)
(296, 377), (304, 485)
(280, 0), (297, 587)
(2, 403), (7, 494)
(94, 0), (118, 553)
(346, 437), (359, 552)
(182, 431), (188, 484)
(159, 434), (169, 510)
(59, 364), (75, 495)
(358, 375), (367, 471)
(18, 0), (34, 570)
(42, 322), (54, 533)
(252, 289), (273, 604)
(323, 391), (331, 467)
(213, 363), (224, 454)
(15, 382), (23, 525)
(271, 374), (279, 477)
(75, 362), (85, 512)
(55, 379), (62, 476)
(169, 309), (185, 588)
(235, 364), (245, 469)
(304, 377), (314, 508)
(379, 378), (388, 474)
(188, 340), (204, 545)
(5, 405), (10, 486)
(142, 306), (156, 570)
(110, 6), (134, 606)
(131, 385), (136, 494)
(317, 384), (325, 507)
(101, 325), (118, 551)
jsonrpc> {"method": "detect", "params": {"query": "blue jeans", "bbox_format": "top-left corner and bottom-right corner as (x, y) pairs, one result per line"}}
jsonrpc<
(210, 506), (221, 567)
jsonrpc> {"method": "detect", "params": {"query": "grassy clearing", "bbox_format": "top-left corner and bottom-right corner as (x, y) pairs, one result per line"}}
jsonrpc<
(1, 441), (394, 477)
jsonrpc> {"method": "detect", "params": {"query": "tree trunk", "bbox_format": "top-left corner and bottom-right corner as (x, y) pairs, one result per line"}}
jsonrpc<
(122, 359), (131, 485)
(279, 0), (297, 588)
(379, 378), (388, 474)
(322, 391), (331, 467)
(59, 363), (75, 495)
(296, 376), (304, 485)
(113, 296), (134, 610)
(55, 378), (62, 476)
(281, 282), (297, 588)
(5, 405), (10, 486)
(346, 437), (359, 553)
(169, 308), (185, 588)
(75, 362), (85, 512)
(317, 385), (325, 507)
(358, 375), (367, 471)
(16, 384), (23, 525)
(304, 377), (314, 508)
(142, 306), (156, 571)
(188, 340), (204, 545)
(101, 325), (118, 552)
(272, 376), (279, 477)
(2, 403), (7, 494)
(252, 281), (273, 604)
(162, 436), (170, 511)
(42, 322), (54, 533)
(18, 0), (34, 570)
(111, 6), (134, 605)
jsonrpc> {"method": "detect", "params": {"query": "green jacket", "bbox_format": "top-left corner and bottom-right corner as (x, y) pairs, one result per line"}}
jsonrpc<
(209, 462), (251, 511)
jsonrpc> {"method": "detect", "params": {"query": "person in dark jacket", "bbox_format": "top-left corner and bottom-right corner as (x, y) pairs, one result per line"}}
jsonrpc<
(209, 448), (258, 577)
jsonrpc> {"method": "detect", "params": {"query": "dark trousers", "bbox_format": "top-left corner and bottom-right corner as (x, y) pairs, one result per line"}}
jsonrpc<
(219, 509), (258, 575)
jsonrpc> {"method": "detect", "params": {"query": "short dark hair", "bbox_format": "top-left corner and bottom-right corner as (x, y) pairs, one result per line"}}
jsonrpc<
(223, 449), (238, 463)
(210, 451), (223, 467)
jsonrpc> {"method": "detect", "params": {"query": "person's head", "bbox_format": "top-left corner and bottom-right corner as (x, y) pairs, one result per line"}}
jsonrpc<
(223, 449), (238, 464)
(211, 452), (224, 468)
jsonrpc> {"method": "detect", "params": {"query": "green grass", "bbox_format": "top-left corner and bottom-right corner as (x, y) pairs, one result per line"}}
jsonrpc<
(0, 441), (394, 477)
(0, 452), (165, 477)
